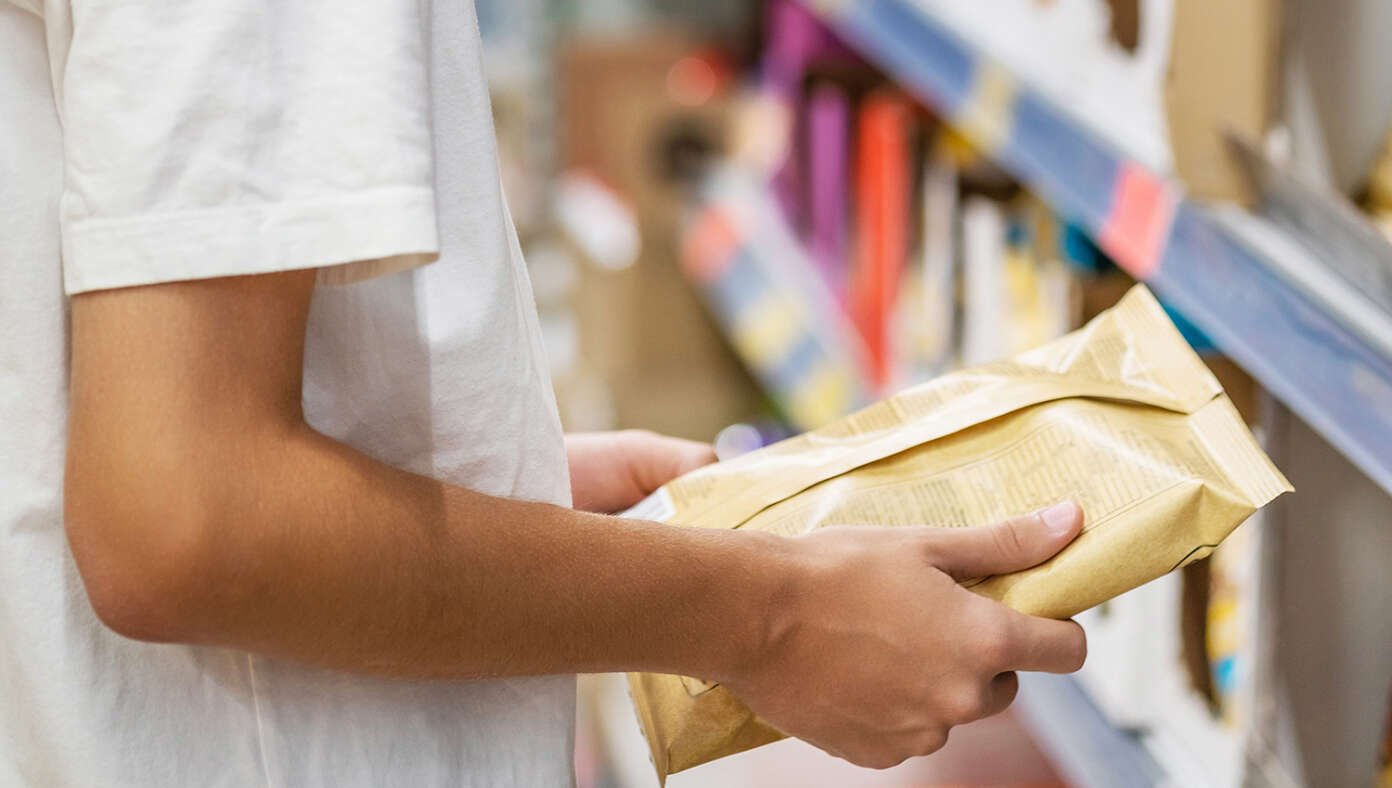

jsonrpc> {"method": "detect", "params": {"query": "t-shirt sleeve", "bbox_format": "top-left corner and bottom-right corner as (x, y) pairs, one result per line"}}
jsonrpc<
(54, 1), (439, 295)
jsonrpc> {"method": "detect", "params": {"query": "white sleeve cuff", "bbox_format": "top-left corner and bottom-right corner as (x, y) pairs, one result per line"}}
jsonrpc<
(62, 186), (438, 294)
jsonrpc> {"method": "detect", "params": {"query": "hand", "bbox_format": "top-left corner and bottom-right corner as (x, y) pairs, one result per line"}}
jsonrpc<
(565, 430), (717, 514)
(726, 502), (1088, 769)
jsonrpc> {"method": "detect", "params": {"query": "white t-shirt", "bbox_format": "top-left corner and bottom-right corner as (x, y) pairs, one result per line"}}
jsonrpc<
(0, 1), (575, 785)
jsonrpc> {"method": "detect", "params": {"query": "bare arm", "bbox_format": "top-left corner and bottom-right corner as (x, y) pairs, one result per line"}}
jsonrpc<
(66, 270), (1085, 766)
(66, 270), (776, 680)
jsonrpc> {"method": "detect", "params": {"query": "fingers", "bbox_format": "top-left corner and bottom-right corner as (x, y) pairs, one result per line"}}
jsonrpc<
(565, 431), (716, 513)
(624, 431), (717, 494)
(996, 612), (1088, 674)
(927, 502), (1083, 580)
(665, 437), (719, 476)
(919, 504), (1086, 673)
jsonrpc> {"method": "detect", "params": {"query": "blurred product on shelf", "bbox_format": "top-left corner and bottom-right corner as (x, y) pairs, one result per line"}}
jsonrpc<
(676, 5), (1092, 431)
(761, 0), (858, 97)
(1204, 520), (1261, 728)
(626, 287), (1290, 780)
(1164, 0), (1279, 204)
(1282, 0), (1392, 196)
(762, 0), (862, 223)
(804, 82), (851, 299)
(554, 172), (642, 273)
(958, 195), (1072, 368)
(681, 168), (869, 429)
(849, 89), (915, 391)
(894, 142), (957, 383)
(1367, 127), (1392, 242)
(1178, 558), (1218, 714)
(1362, 124), (1392, 330)
(959, 196), (1009, 365)
(553, 34), (767, 441)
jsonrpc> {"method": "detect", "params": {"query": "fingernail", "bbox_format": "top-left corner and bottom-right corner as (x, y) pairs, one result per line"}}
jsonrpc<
(1040, 502), (1079, 537)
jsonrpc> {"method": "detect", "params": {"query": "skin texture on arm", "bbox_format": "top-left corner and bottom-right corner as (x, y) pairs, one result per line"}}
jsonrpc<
(65, 270), (1087, 768)
(65, 270), (772, 680)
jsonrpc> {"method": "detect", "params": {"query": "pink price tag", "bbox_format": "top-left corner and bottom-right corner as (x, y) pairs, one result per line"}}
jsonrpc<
(1099, 163), (1176, 279)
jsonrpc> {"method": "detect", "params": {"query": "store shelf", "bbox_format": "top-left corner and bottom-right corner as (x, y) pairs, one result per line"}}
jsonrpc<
(1015, 673), (1162, 788)
(806, 0), (1392, 499)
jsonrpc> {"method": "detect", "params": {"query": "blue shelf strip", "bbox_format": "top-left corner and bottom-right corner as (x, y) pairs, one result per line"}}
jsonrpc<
(812, 0), (1392, 496)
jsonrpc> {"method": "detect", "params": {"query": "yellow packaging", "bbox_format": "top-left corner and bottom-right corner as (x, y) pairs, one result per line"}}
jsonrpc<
(623, 286), (1292, 780)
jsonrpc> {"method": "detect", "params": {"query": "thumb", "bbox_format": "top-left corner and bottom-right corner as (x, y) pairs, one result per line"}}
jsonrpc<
(927, 502), (1083, 580)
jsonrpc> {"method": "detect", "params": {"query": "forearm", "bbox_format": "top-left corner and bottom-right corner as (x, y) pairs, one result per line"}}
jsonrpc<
(61, 273), (782, 682)
(81, 420), (782, 682)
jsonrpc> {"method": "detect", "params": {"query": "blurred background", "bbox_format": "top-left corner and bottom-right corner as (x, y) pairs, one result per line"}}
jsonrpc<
(473, 1), (1392, 785)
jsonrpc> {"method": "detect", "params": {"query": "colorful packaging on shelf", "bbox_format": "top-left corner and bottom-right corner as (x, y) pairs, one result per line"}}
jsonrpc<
(622, 286), (1292, 781)
(1206, 517), (1259, 726)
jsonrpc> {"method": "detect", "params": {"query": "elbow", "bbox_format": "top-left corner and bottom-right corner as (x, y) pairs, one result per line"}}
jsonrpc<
(64, 466), (214, 644)
(80, 563), (190, 644)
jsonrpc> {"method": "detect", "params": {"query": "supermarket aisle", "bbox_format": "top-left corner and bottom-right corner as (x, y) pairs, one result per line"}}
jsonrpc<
(481, 0), (1392, 784)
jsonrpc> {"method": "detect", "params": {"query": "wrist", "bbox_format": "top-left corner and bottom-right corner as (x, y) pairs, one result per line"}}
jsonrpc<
(697, 529), (806, 686)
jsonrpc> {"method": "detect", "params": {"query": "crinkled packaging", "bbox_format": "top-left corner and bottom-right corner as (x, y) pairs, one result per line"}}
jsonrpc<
(623, 286), (1292, 781)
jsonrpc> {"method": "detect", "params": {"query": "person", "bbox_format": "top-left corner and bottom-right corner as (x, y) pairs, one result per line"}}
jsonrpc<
(0, 1), (1086, 784)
